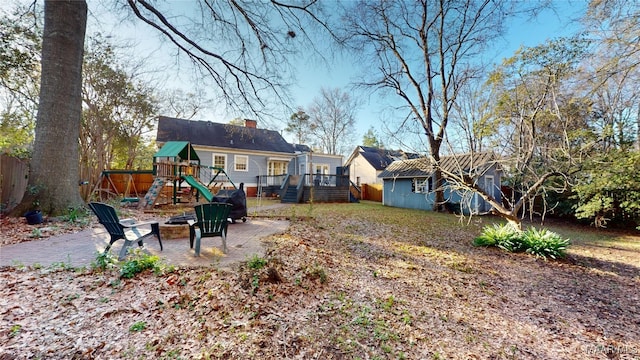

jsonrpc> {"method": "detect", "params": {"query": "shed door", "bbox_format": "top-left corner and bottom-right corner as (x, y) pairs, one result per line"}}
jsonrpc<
(483, 176), (495, 212)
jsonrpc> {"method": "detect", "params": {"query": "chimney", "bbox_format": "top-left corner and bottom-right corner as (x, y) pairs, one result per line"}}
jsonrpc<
(245, 119), (257, 128)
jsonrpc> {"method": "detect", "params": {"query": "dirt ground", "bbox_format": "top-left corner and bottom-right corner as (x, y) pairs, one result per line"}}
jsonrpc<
(1, 203), (639, 359)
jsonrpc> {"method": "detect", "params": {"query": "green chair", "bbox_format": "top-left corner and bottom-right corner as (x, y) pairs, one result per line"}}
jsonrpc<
(88, 202), (163, 260)
(187, 202), (232, 256)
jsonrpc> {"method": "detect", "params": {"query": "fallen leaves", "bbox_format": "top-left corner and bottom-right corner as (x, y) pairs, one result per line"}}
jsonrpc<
(1, 203), (639, 359)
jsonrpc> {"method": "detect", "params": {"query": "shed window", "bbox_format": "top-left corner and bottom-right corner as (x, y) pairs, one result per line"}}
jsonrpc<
(413, 177), (432, 193)
(234, 155), (248, 171)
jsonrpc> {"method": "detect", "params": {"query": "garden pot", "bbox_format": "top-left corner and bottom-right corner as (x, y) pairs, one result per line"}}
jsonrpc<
(24, 210), (43, 225)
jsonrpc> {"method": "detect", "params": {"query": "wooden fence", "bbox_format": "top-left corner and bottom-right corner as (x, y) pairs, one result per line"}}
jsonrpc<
(1, 155), (29, 213)
(362, 183), (383, 202)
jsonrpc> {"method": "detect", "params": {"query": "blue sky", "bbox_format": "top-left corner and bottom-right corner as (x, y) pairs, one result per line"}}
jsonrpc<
(285, 2), (587, 151)
(3, 0), (587, 152)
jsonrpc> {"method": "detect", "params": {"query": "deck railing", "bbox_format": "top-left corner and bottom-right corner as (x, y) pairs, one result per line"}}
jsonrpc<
(304, 174), (349, 187)
(257, 174), (287, 187)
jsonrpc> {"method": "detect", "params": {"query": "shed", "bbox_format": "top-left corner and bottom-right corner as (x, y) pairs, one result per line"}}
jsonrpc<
(378, 152), (502, 213)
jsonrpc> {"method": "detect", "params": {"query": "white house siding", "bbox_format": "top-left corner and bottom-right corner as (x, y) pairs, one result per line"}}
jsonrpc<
(350, 155), (381, 185)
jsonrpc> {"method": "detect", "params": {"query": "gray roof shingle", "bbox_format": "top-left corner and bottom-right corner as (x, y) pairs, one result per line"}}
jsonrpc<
(378, 152), (499, 179)
(356, 146), (421, 170)
(156, 116), (295, 154)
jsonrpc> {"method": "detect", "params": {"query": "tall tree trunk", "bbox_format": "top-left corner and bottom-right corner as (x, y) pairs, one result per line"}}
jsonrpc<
(11, 0), (87, 216)
(430, 138), (445, 211)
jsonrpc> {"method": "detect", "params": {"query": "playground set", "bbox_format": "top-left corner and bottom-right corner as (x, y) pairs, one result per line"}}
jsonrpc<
(92, 141), (247, 222)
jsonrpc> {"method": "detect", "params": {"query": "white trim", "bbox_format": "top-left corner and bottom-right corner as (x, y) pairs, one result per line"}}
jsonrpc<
(191, 144), (294, 158)
(212, 153), (227, 171)
(234, 155), (249, 172)
(267, 157), (292, 162)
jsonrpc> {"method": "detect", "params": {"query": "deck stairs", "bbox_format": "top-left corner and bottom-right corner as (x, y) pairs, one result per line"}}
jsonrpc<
(281, 186), (299, 203)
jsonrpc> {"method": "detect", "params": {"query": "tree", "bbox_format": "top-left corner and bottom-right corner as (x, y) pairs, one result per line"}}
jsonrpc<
(341, 0), (511, 211)
(228, 118), (246, 126)
(79, 35), (158, 200)
(285, 109), (313, 145)
(0, 5), (41, 156)
(11, 0), (87, 216)
(124, 0), (334, 117)
(569, 1), (640, 227)
(443, 37), (592, 229)
(362, 126), (383, 148)
(160, 88), (209, 120)
(572, 149), (640, 227)
(580, 1), (640, 150)
(448, 80), (495, 154)
(11, 0), (332, 215)
(307, 87), (357, 155)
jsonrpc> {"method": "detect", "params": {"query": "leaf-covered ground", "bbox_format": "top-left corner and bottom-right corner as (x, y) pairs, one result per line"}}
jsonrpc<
(1, 202), (639, 359)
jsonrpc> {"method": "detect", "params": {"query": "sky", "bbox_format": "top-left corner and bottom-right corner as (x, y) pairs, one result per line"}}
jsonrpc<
(3, 0), (587, 153)
(285, 1), (586, 151)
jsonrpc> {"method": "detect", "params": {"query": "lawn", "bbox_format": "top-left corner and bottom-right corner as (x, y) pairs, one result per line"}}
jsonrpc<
(1, 201), (638, 359)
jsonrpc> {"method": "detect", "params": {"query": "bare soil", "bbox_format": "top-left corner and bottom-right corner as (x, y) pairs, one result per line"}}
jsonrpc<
(1, 203), (639, 359)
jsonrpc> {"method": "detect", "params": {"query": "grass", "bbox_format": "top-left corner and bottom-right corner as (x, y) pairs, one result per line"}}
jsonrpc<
(4, 201), (639, 359)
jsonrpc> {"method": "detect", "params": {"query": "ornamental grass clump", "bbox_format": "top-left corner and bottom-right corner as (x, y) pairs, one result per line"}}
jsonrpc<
(520, 227), (571, 259)
(474, 224), (570, 260)
(472, 223), (520, 250)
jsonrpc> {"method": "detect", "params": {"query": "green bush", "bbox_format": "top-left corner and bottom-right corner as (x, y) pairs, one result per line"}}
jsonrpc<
(520, 227), (570, 259)
(472, 223), (520, 249)
(247, 254), (267, 270)
(474, 224), (570, 260)
(120, 249), (163, 278)
(91, 251), (117, 271)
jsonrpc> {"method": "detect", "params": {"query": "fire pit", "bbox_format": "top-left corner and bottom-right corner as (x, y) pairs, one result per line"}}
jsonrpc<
(159, 213), (196, 240)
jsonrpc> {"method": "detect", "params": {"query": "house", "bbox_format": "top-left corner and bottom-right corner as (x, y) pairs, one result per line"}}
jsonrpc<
(378, 152), (502, 213)
(343, 146), (421, 186)
(156, 116), (343, 198)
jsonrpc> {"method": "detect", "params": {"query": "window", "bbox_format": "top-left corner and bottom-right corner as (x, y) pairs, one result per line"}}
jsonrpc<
(234, 155), (248, 171)
(313, 164), (330, 186)
(268, 161), (288, 176)
(314, 164), (329, 175)
(212, 154), (226, 170)
(413, 177), (432, 193)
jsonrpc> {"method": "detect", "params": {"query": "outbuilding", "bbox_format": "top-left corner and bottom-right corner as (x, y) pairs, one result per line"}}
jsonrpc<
(378, 152), (502, 214)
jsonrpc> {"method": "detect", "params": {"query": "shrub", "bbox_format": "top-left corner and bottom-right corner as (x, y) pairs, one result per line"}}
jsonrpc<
(472, 223), (520, 249)
(129, 321), (147, 332)
(120, 249), (166, 278)
(520, 227), (570, 259)
(474, 224), (570, 260)
(247, 254), (267, 270)
(91, 251), (117, 271)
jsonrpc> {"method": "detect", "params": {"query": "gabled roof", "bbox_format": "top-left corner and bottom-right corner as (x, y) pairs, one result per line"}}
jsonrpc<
(153, 141), (200, 162)
(378, 152), (500, 179)
(156, 116), (295, 154)
(360, 150), (395, 170)
(378, 157), (432, 178)
(345, 145), (422, 170)
(292, 144), (312, 153)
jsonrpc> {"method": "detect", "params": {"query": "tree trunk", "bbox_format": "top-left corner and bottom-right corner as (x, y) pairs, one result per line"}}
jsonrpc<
(11, 0), (87, 216)
(430, 138), (446, 212)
